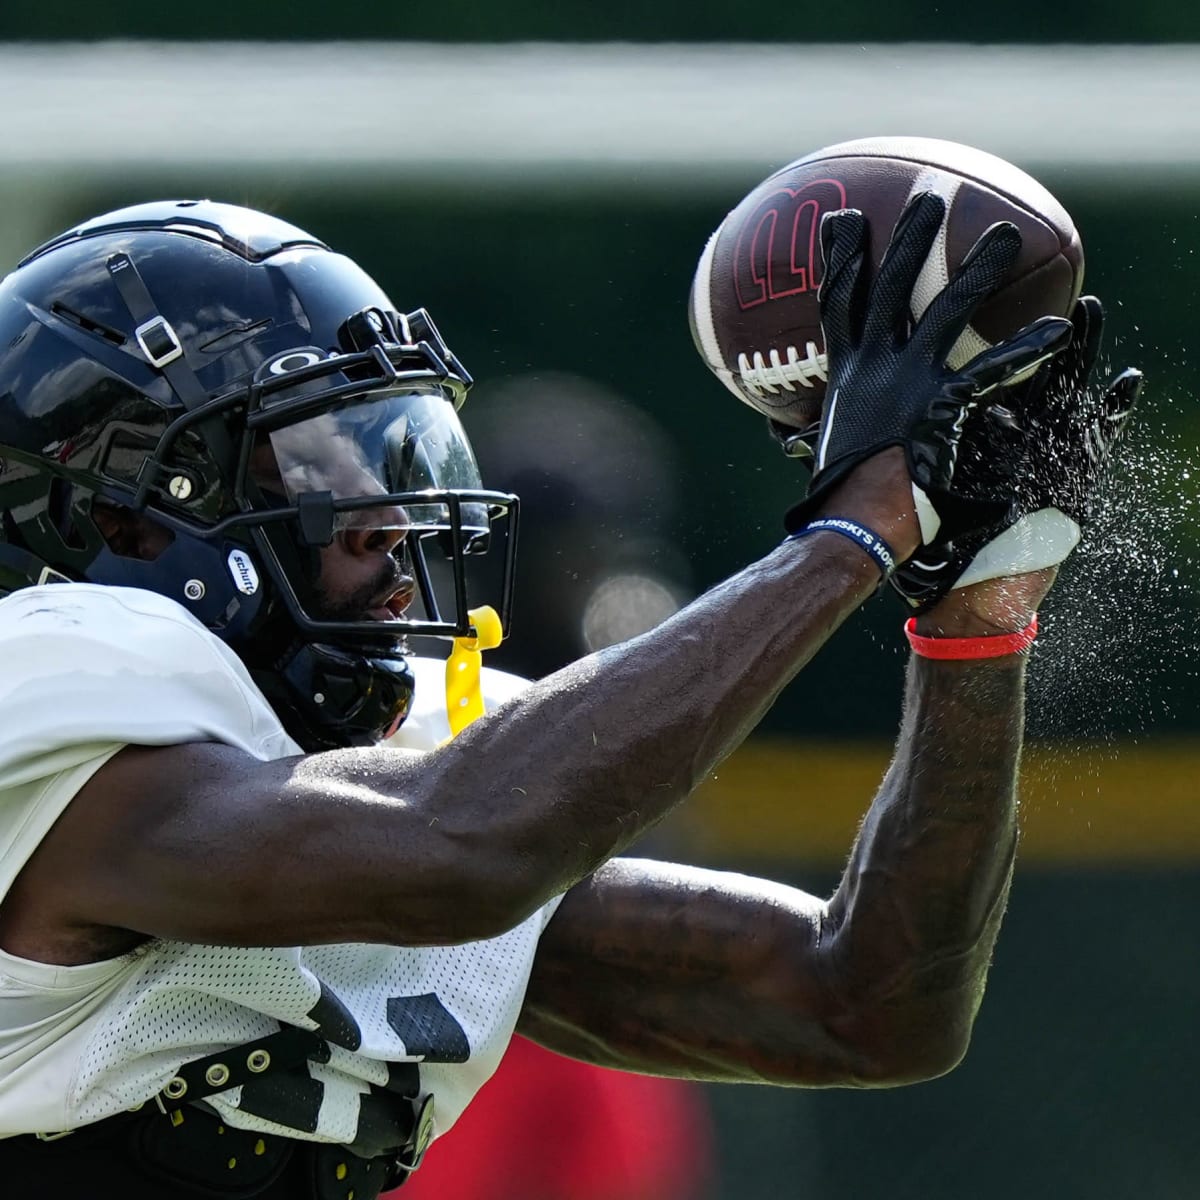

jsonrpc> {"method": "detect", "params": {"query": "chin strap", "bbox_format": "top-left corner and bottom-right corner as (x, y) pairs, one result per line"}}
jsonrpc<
(444, 606), (503, 737)
(0, 544), (72, 597)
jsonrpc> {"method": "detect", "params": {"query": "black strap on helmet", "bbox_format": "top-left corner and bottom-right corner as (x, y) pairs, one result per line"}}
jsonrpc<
(106, 251), (244, 513)
(0, 544), (72, 598)
(107, 252), (209, 412)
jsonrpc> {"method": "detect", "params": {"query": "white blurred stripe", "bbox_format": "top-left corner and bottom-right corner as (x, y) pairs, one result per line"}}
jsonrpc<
(2, 42), (1200, 182)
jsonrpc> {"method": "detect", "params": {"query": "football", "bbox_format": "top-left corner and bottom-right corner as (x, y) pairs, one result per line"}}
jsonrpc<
(689, 136), (1085, 428)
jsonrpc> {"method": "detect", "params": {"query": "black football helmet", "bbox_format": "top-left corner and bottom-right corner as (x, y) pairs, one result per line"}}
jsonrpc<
(0, 200), (518, 750)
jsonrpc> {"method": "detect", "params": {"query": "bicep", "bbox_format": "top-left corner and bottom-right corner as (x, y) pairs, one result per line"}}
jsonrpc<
(519, 858), (871, 1086)
(4, 740), (482, 953)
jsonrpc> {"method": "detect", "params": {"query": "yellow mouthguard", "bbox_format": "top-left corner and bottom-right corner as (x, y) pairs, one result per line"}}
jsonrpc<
(445, 605), (504, 737)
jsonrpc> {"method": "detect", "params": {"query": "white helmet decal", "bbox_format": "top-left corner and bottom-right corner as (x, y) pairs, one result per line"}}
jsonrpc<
(227, 549), (260, 596)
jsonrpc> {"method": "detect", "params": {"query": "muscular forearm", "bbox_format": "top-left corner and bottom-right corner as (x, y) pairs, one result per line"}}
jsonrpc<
(389, 454), (919, 935)
(820, 651), (1025, 1076)
(51, 539), (872, 957)
(522, 653), (1027, 1088)
(409, 533), (877, 928)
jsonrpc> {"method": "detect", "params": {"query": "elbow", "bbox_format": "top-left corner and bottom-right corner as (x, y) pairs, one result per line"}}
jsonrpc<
(801, 940), (981, 1086)
(755, 984), (976, 1089)
(850, 1017), (972, 1087)
(819, 988), (978, 1087)
(379, 848), (554, 947)
(442, 843), (564, 943)
(459, 856), (566, 942)
(807, 905), (990, 1087)
(370, 885), (537, 948)
(446, 887), (546, 945)
(747, 933), (983, 1087)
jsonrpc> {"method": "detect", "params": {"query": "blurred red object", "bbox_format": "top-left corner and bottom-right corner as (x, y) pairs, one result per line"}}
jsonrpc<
(393, 1035), (714, 1200)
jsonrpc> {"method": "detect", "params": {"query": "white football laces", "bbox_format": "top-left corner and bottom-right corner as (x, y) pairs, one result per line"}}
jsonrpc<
(737, 342), (828, 396)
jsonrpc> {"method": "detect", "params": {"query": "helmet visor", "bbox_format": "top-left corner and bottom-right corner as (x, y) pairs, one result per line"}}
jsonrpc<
(242, 386), (515, 640)
(259, 390), (488, 536)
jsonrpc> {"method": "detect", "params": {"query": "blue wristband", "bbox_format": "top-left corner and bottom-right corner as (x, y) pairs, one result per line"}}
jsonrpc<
(787, 517), (897, 579)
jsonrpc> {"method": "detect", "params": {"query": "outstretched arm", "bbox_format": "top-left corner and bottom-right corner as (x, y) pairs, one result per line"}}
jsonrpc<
(519, 572), (1045, 1087)
(0, 457), (916, 962)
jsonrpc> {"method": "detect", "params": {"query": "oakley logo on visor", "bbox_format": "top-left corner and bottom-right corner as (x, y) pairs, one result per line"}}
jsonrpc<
(268, 350), (327, 376)
(227, 549), (261, 596)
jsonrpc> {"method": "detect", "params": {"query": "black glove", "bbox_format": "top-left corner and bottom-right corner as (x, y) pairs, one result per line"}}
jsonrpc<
(783, 191), (1074, 550)
(890, 295), (1142, 611)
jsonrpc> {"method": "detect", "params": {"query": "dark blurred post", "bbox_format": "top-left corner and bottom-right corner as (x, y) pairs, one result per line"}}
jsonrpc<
(466, 372), (694, 678)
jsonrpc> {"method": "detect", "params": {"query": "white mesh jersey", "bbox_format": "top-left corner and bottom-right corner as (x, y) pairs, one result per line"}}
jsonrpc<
(0, 582), (557, 1145)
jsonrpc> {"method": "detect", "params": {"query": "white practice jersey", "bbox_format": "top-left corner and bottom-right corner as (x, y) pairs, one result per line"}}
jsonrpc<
(0, 583), (556, 1145)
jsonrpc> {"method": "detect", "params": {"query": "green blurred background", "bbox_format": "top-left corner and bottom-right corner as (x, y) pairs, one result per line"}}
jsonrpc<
(3, 8), (1199, 1199)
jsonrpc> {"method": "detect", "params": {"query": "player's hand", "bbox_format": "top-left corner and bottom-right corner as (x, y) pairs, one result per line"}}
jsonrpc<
(890, 295), (1142, 612)
(783, 192), (1074, 551)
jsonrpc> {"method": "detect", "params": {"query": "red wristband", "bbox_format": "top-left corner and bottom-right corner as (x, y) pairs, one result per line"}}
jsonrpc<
(904, 614), (1038, 660)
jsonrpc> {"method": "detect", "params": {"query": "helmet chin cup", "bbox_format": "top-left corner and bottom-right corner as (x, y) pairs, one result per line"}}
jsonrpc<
(254, 641), (415, 752)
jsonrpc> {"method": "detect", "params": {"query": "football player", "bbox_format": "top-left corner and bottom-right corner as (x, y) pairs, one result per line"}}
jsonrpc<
(0, 196), (1136, 1198)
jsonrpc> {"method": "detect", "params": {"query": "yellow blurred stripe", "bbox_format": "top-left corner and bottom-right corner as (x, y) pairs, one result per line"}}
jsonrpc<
(673, 739), (1200, 866)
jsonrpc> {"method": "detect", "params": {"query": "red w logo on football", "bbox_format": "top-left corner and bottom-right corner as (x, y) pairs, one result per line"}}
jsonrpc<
(732, 179), (848, 311)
